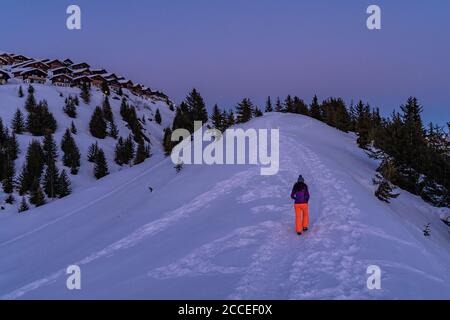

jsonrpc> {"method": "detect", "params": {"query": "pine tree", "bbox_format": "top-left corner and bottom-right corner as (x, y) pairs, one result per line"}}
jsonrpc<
(423, 223), (431, 238)
(284, 95), (294, 113)
(373, 158), (400, 203)
(5, 194), (15, 204)
(26, 100), (57, 136)
(18, 140), (44, 194)
(265, 96), (273, 112)
(80, 82), (91, 104)
(89, 106), (107, 139)
(61, 129), (81, 174)
(293, 96), (309, 115)
(18, 197), (29, 213)
(124, 135), (135, 164)
(275, 97), (283, 112)
(114, 137), (126, 165)
(29, 182), (46, 207)
(134, 138), (151, 164)
(174, 159), (183, 173)
(57, 170), (72, 198)
(24, 86), (36, 112)
(226, 110), (235, 128)
(18, 86), (24, 98)
(235, 98), (254, 123)
(94, 148), (109, 179)
(186, 89), (208, 124)
(11, 108), (25, 134)
(355, 101), (371, 149)
(6, 132), (20, 160)
(87, 142), (99, 162)
(43, 159), (59, 198)
(101, 81), (110, 96)
(155, 109), (162, 125)
(2, 158), (15, 194)
(253, 106), (263, 117)
(211, 104), (225, 131)
(42, 132), (58, 164)
(309, 95), (322, 121)
(102, 97), (113, 123)
(108, 120), (119, 139)
(63, 98), (77, 118)
(71, 121), (77, 134)
(163, 127), (173, 156)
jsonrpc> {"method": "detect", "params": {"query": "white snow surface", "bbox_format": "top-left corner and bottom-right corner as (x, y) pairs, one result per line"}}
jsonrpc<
(0, 107), (449, 299)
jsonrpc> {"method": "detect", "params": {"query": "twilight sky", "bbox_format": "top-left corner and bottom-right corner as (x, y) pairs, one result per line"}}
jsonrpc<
(2, 0), (449, 124)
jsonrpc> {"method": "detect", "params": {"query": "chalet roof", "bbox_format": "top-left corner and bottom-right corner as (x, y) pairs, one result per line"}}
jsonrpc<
(91, 68), (107, 74)
(104, 73), (118, 79)
(0, 70), (11, 79)
(50, 74), (72, 81)
(71, 62), (90, 69)
(71, 68), (90, 73)
(63, 59), (74, 65)
(118, 79), (133, 84)
(51, 66), (72, 72)
(11, 54), (31, 60)
(89, 74), (107, 80)
(20, 68), (48, 77)
(73, 75), (92, 81)
(19, 60), (49, 70)
(107, 78), (121, 85)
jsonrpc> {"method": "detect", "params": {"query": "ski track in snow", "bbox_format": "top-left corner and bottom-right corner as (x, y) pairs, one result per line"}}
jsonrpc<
(2, 169), (258, 299)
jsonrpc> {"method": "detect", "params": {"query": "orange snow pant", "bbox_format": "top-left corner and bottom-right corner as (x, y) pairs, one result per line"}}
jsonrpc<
(294, 204), (309, 233)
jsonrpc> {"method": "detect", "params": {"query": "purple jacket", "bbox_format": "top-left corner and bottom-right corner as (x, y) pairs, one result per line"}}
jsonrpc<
(291, 182), (310, 204)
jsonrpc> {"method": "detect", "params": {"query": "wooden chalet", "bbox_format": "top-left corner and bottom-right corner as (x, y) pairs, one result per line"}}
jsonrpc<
(47, 59), (66, 70)
(89, 74), (107, 88)
(119, 79), (134, 90)
(72, 68), (92, 77)
(52, 67), (73, 76)
(0, 53), (14, 64)
(63, 58), (74, 66)
(91, 68), (107, 75)
(0, 70), (11, 84)
(0, 57), (9, 67)
(104, 73), (119, 80)
(132, 84), (144, 96)
(71, 62), (90, 70)
(20, 60), (50, 72)
(11, 54), (31, 64)
(21, 68), (48, 84)
(107, 78), (121, 90)
(72, 75), (92, 88)
(142, 87), (153, 98)
(50, 74), (72, 87)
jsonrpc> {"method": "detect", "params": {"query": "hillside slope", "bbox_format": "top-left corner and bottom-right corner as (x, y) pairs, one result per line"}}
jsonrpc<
(0, 113), (449, 299)
(0, 81), (174, 212)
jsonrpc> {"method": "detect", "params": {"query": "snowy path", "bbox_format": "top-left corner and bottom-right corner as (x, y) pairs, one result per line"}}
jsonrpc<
(228, 133), (370, 299)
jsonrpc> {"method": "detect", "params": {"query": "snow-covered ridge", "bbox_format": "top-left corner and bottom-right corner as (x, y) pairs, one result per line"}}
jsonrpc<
(0, 113), (448, 299)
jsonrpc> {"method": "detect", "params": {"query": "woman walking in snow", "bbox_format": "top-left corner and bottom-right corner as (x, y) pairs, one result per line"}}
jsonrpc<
(291, 175), (310, 235)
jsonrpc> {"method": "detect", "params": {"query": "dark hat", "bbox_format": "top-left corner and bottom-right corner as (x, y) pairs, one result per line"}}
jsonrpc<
(298, 175), (304, 183)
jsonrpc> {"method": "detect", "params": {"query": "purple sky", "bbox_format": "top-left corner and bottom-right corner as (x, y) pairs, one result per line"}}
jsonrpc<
(2, 0), (450, 124)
